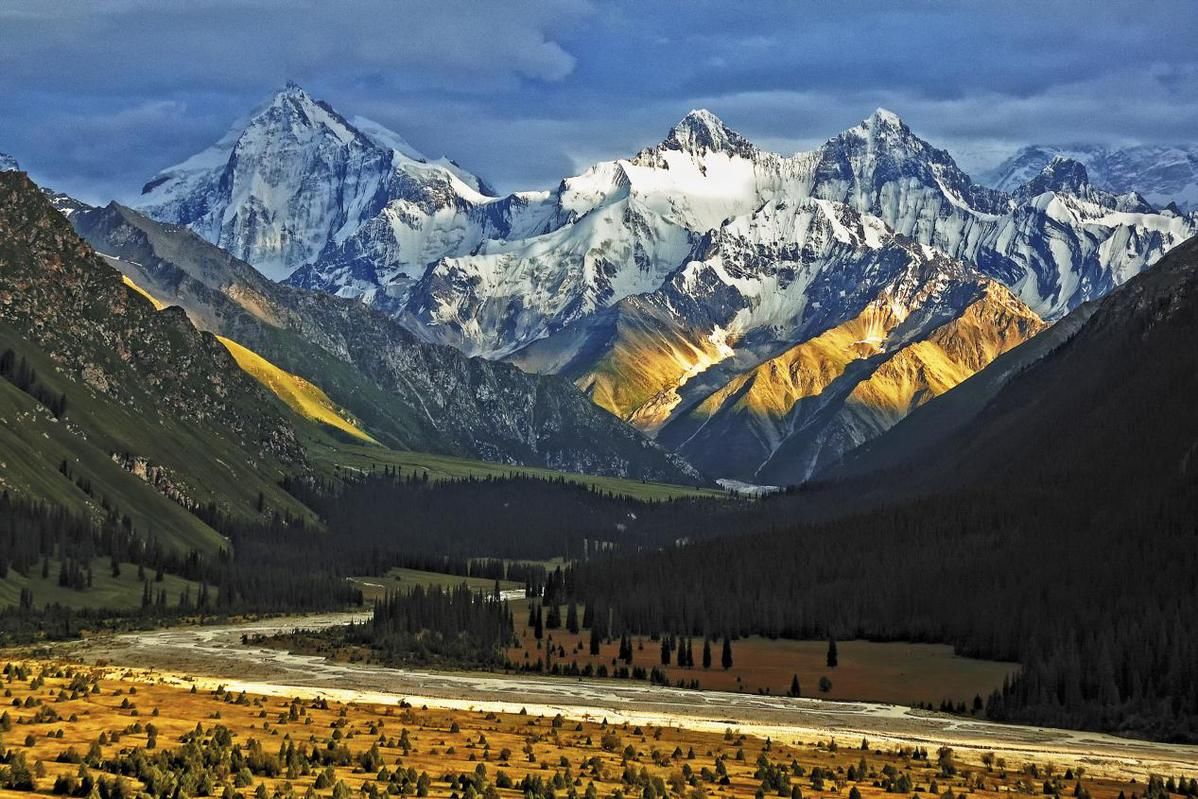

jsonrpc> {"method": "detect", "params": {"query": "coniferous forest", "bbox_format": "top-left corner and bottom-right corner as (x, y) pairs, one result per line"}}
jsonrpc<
(6, 450), (1197, 741)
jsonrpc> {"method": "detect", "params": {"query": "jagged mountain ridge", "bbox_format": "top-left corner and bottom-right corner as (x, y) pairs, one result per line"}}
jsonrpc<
(658, 260), (1045, 484)
(133, 89), (1197, 483)
(398, 107), (1193, 356)
(985, 143), (1198, 211)
(71, 202), (701, 483)
(509, 197), (1047, 482)
(134, 89), (1195, 345)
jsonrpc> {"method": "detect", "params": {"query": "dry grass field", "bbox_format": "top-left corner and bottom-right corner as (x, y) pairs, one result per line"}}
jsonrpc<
(506, 608), (1018, 708)
(0, 660), (1167, 799)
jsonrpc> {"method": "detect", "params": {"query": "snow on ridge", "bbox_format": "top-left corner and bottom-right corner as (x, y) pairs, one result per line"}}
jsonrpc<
(131, 86), (1196, 360)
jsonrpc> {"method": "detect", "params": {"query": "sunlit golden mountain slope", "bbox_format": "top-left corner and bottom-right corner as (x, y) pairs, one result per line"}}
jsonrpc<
(662, 279), (1044, 485)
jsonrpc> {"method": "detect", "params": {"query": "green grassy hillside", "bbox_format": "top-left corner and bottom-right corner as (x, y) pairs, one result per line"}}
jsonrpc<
(0, 558), (201, 611)
(306, 438), (726, 501)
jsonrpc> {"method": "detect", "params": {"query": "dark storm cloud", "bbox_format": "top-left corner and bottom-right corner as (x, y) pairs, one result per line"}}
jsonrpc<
(1, 0), (1195, 202)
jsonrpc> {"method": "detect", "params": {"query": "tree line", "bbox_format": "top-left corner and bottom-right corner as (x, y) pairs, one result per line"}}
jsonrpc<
(0, 348), (67, 418)
(344, 584), (515, 667)
(0, 490), (361, 642)
(281, 470), (739, 561)
(569, 484), (1198, 742)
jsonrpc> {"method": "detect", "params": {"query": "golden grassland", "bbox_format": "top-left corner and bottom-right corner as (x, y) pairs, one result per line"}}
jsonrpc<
(214, 336), (378, 445)
(0, 660), (1157, 799)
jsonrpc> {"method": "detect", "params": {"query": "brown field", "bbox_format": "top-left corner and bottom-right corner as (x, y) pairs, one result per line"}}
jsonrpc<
(0, 660), (1161, 799)
(507, 605), (1018, 708)
(342, 569), (1013, 708)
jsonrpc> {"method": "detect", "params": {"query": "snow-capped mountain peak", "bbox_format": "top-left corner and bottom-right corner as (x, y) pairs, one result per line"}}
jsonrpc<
(1013, 156), (1160, 214)
(135, 82), (497, 283)
(659, 109), (757, 159)
(348, 114), (426, 160)
(868, 107), (904, 127)
(985, 143), (1198, 211)
(841, 107), (921, 149)
(0, 153), (18, 172)
(1018, 156), (1092, 198)
(813, 106), (1010, 222)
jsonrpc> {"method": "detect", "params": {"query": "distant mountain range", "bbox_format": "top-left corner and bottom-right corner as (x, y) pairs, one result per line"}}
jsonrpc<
(983, 143), (1198, 211)
(127, 85), (1196, 484)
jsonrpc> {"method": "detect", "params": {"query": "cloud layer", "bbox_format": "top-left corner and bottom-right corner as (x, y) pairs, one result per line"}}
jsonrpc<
(2, 0), (1195, 202)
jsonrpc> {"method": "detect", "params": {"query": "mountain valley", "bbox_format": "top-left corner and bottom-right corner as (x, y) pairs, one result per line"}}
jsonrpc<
(2, 12), (1198, 763)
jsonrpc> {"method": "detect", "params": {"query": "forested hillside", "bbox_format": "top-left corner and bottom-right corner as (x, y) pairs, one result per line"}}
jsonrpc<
(0, 171), (313, 549)
(570, 236), (1198, 742)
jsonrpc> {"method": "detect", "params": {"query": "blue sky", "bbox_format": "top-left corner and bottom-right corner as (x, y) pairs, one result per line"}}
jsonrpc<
(2, 0), (1196, 203)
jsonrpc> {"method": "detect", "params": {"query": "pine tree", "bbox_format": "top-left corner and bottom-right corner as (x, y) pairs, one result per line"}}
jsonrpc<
(827, 637), (838, 669)
(661, 636), (671, 666)
(721, 636), (733, 670)
(534, 605), (544, 640)
(566, 602), (579, 634)
(702, 636), (712, 669)
(789, 674), (801, 698)
(589, 625), (600, 655)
